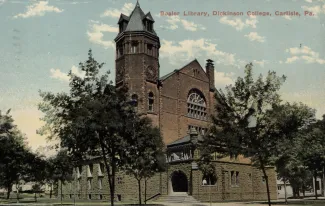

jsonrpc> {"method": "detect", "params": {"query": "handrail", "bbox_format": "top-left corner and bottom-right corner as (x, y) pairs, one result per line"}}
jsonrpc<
(145, 193), (161, 202)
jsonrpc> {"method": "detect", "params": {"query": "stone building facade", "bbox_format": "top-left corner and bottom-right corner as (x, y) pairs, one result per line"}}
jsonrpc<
(59, 1), (277, 202)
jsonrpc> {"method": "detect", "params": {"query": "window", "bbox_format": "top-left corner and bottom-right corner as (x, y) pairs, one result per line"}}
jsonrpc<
(118, 46), (123, 58)
(88, 179), (92, 190)
(87, 164), (93, 177)
(131, 94), (138, 111)
(187, 90), (207, 120)
(99, 194), (103, 200)
(147, 44), (153, 55)
(98, 178), (103, 189)
(262, 176), (266, 184)
(231, 171), (239, 187)
(88, 194), (92, 200)
(278, 186), (282, 190)
(131, 42), (138, 53)
(248, 173), (252, 181)
(98, 163), (105, 176)
(202, 174), (217, 185)
(148, 92), (154, 112)
(236, 171), (239, 185)
(77, 180), (80, 191)
(78, 166), (82, 178)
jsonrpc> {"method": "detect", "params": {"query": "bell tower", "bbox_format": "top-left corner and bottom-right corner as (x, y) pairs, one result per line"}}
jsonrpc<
(115, 1), (160, 121)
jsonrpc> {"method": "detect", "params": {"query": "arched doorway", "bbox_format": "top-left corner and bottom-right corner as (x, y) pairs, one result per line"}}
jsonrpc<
(171, 170), (188, 193)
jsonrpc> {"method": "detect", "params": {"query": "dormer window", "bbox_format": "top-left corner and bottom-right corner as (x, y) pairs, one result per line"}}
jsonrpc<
(148, 22), (153, 32)
(144, 20), (153, 32)
(131, 42), (138, 54)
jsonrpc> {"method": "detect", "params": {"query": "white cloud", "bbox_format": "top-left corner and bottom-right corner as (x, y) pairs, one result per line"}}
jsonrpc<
(282, 90), (325, 119)
(253, 60), (268, 67)
(285, 56), (299, 63)
(305, 0), (313, 2)
(284, 46), (325, 64)
(0, 0), (5, 6)
(87, 20), (117, 49)
(214, 72), (235, 87)
(160, 39), (240, 67)
(13, 1), (63, 18)
(50, 65), (85, 82)
(301, 4), (325, 18)
(244, 32), (265, 42)
(219, 16), (258, 31)
(161, 16), (206, 31)
(101, 3), (133, 18)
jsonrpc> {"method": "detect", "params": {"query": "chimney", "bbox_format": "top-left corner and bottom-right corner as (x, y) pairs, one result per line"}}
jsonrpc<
(189, 127), (198, 144)
(206, 59), (215, 91)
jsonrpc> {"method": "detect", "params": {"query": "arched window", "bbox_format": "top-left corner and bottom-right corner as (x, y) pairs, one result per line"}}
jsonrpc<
(187, 90), (207, 120)
(148, 92), (154, 112)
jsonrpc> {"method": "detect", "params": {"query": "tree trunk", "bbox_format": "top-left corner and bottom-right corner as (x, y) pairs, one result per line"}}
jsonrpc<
(98, 133), (115, 206)
(260, 158), (271, 206)
(34, 192), (37, 202)
(16, 183), (20, 203)
(138, 179), (142, 205)
(145, 179), (147, 205)
(50, 184), (53, 199)
(283, 177), (287, 204)
(323, 166), (325, 197)
(61, 180), (63, 205)
(314, 172), (318, 200)
(6, 186), (11, 200)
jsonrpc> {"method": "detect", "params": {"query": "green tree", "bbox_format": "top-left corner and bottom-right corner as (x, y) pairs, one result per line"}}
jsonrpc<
(0, 110), (34, 200)
(122, 113), (165, 205)
(38, 49), (136, 206)
(202, 63), (315, 206)
(49, 149), (73, 205)
(299, 117), (325, 199)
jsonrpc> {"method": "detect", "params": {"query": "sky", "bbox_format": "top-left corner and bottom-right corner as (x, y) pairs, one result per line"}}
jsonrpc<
(0, 0), (324, 152)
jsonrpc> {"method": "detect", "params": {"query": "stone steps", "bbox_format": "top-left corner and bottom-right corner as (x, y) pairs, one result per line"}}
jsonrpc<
(156, 193), (200, 203)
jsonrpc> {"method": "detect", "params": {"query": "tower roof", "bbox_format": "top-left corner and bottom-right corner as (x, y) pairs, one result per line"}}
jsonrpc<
(117, 1), (156, 35)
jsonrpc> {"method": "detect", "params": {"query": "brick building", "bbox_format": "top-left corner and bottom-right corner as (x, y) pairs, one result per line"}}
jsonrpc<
(60, 2), (277, 202)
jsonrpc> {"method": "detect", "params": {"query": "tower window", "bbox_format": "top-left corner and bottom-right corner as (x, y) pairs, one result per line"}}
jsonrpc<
(118, 46), (123, 57)
(148, 92), (154, 112)
(131, 42), (138, 54)
(147, 44), (153, 55)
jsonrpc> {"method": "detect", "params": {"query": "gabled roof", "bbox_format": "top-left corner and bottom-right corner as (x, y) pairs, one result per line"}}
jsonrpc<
(117, 1), (156, 35)
(159, 59), (203, 81)
(167, 134), (204, 147)
(118, 14), (129, 23)
(159, 69), (178, 81)
(143, 12), (154, 22)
